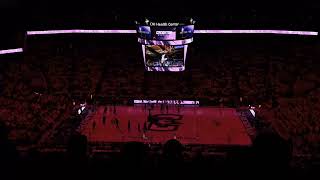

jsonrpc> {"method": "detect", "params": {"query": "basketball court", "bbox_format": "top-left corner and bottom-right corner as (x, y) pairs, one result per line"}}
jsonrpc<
(79, 105), (252, 146)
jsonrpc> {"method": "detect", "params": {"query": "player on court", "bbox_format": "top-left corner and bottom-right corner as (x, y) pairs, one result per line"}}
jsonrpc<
(128, 120), (131, 132)
(102, 115), (106, 125)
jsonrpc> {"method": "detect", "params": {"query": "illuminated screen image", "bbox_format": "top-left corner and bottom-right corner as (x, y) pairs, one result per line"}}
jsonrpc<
(137, 26), (152, 39)
(145, 45), (185, 71)
(152, 27), (177, 40)
(177, 25), (194, 39)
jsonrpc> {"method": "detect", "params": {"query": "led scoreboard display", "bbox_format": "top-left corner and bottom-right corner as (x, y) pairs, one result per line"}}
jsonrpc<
(137, 26), (152, 39)
(137, 23), (194, 41)
(136, 18), (195, 72)
(153, 27), (176, 40)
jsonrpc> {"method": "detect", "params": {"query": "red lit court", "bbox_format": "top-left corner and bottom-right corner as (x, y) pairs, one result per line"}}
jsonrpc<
(79, 106), (252, 146)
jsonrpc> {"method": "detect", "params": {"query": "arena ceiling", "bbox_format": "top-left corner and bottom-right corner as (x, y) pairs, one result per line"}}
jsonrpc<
(0, 0), (319, 49)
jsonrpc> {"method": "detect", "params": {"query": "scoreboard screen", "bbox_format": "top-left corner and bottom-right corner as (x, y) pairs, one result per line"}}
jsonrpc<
(145, 45), (184, 67)
(143, 45), (187, 72)
(136, 18), (195, 72)
(137, 25), (194, 41)
(176, 25), (194, 39)
(137, 26), (152, 39)
(153, 29), (176, 40)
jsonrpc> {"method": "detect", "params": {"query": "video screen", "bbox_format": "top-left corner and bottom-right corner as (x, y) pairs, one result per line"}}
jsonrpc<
(176, 25), (194, 39)
(137, 26), (152, 39)
(145, 45), (184, 69)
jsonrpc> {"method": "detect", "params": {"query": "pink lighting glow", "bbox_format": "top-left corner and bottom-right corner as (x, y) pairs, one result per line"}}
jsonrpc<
(27, 29), (318, 36)
(0, 48), (23, 55)
(27, 30), (136, 35)
(2, 29), (317, 56)
(194, 30), (318, 36)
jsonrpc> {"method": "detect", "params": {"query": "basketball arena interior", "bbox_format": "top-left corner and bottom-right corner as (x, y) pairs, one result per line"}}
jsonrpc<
(0, 1), (320, 179)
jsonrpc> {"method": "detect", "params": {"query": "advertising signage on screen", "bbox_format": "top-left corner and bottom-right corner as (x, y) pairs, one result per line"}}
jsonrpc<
(137, 25), (194, 41)
(152, 27), (177, 40)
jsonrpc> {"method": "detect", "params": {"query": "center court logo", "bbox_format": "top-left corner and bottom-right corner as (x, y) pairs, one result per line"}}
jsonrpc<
(149, 114), (183, 131)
